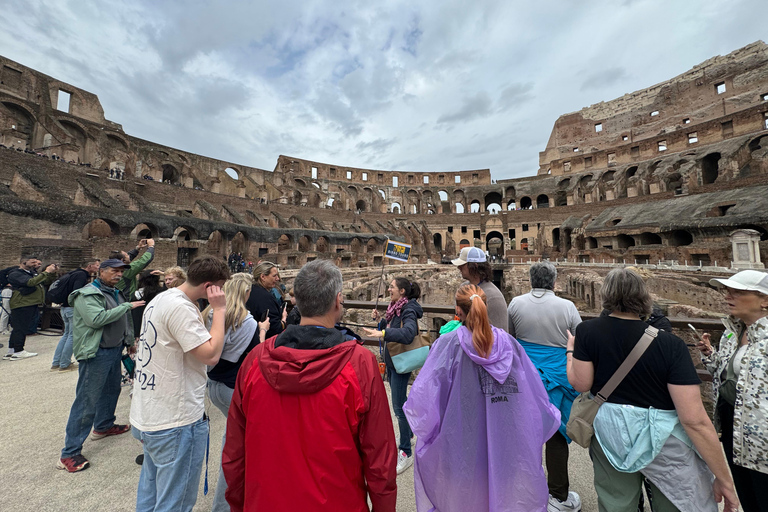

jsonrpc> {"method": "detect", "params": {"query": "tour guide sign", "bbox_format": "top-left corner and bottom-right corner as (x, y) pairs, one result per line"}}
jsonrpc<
(384, 239), (411, 262)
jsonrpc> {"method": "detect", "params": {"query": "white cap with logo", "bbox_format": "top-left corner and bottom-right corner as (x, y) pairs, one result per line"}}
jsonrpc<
(452, 246), (487, 266)
(710, 270), (768, 296)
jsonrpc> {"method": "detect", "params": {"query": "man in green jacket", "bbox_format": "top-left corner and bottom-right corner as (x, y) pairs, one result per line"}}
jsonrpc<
(57, 259), (145, 473)
(4, 257), (57, 360)
(109, 238), (155, 297)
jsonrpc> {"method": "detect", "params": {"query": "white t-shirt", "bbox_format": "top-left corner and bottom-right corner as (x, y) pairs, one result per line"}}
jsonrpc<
(130, 288), (211, 432)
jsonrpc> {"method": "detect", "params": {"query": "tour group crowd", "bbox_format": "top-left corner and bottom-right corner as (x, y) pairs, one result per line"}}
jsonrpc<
(1, 241), (767, 512)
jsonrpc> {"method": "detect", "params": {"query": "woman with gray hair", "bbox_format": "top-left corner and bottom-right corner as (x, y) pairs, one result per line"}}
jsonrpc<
(567, 268), (738, 512)
(246, 261), (287, 339)
(507, 261), (582, 511)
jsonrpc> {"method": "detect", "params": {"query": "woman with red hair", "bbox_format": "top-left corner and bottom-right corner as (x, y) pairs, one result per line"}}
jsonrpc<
(404, 284), (560, 511)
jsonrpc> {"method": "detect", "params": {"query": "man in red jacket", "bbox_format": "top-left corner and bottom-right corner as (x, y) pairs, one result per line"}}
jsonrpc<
(223, 259), (397, 512)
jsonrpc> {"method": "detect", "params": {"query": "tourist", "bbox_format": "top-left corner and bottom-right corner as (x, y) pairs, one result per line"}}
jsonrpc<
(506, 261), (582, 511)
(163, 266), (187, 288)
(203, 273), (268, 512)
(246, 261), (287, 339)
(130, 255), (229, 512)
(698, 270), (768, 512)
(1, 284), (12, 335)
(109, 238), (155, 296)
(363, 277), (423, 474)
(50, 259), (100, 372)
(403, 284), (560, 511)
(130, 269), (164, 339)
(285, 288), (301, 325)
(223, 260), (397, 511)
(4, 257), (58, 360)
(57, 259), (145, 472)
(452, 246), (508, 330)
(569, 268), (739, 512)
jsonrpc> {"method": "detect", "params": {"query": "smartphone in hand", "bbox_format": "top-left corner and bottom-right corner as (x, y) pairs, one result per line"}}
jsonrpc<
(261, 310), (269, 322)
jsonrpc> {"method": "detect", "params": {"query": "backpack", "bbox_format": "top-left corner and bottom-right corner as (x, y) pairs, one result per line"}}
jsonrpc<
(47, 270), (78, 304)
(0, 266), (16, 288)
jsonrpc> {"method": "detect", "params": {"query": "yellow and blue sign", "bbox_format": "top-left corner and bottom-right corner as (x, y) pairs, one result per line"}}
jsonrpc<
(385, 239), (411, 262)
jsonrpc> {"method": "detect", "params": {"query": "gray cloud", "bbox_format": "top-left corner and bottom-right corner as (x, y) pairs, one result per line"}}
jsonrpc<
(580, 67), (630, 91)
(436, 92), (493, 125)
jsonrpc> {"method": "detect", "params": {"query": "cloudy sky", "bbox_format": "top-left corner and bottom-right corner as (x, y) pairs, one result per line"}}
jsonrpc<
(1, 1), (765, 179)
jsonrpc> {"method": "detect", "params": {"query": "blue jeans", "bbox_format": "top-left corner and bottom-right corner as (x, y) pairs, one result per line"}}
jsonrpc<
(52, 306), (74, 368)
(61, 345), (123, 458)
(208, 379), (234, 512)
(135, 417), (209, 512)
(389, 367), (412, 456)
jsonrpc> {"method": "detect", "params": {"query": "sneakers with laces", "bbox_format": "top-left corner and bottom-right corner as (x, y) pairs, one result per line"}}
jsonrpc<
(395, 450), (413, 474)
(547, 491), (581, 512)
(57, 455), (90, 473)
(91, 424), (131, 441)
(10, 350), (38, 360)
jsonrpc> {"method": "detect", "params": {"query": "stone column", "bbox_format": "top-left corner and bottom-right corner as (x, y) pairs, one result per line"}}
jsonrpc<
(730, 229), (764, 269)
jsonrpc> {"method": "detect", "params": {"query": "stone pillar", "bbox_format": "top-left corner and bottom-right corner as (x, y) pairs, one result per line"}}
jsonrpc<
(730, 229), (764, 269)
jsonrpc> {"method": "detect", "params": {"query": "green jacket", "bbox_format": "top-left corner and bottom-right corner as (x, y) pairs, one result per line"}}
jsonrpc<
(8, 269), (56, 309)
(69, 282), (134, 361)
(117, 247), (154, 296)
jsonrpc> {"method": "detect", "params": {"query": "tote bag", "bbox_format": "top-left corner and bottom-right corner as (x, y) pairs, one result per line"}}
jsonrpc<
(387, 332), (432, 374)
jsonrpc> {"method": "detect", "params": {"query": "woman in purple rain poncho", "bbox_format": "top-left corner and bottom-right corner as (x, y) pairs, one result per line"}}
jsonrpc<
(403, 284), (561, 512)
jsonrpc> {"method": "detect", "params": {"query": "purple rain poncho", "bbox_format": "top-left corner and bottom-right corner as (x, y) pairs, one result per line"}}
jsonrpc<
(403, 326), (560, 512)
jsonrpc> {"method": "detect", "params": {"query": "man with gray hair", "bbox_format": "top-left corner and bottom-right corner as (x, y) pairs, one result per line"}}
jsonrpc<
(223, 259), (397, 512)
(507, 261), (582, 512)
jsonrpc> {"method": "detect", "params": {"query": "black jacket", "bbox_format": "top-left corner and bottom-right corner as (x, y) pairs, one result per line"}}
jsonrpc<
(378, 299), (423, 370)
(62, 268), (92, 307)
(246, 285), (284, 339)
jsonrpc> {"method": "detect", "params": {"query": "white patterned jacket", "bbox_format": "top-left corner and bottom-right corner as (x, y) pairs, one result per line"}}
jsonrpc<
(703, 315), (768, 474)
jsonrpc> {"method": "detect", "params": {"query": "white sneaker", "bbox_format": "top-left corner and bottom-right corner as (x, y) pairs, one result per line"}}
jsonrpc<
(3, 352), (14, 360)
(10, 350), (38, 360)
(547, 491), (581, 512)
(395, 450), (413, 474)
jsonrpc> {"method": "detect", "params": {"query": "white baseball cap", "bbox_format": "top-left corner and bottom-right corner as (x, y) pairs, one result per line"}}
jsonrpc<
(710, 270), (768, 296)
(452, 246), (487, 266)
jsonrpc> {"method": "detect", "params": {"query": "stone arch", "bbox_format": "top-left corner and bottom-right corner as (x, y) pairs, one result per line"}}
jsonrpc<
(485, 231), (504, 257)
(231, 231), (248, 255)
(292, 190), (304, 205)
(298, 235), (313, 252)
(391, 202), (402, 214)
(355, 199), (366, 213)
(505, 186), (516, 199)
(59, 119), (89, 162)
(366, 238), (380, 253)
(208, 230), (226, 258)
(316, 236), (329, 252)
(83, 218), (118, 239)
(308, 192), (321, 208)
(625, 166), (638, 179)
(438, 190), (449, 202)
(701, 153), (721, 185)
(668, 230), (693, 246)
(278, 234), (293, 252)
(507, 199), (517, 210)
(638, 232), (662, 245)
(173, 225), (197, 241)
(294, 178), (307, 187)
(162, 163), (181, 185)
(433, 233), (443, 252)
(536, 194), (550, 208)
(1, 101), (35, 148)
(106, 133), (129, 150)
(470, 200), (481, 213)
(484, 192), (503, 211)
(459, 238), (470, 247)
(585, 236), (598, 249)
(131, 222), (158, 240)
(225, 167), (240, 180)
(519, 196), (532, 209)
(616, 234), (635, 249)
(554, 191), (568, 207)
(350, 237), (362, 253)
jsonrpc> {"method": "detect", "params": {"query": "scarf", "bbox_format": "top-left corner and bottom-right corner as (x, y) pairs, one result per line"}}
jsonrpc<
(385, 297), (408, 323)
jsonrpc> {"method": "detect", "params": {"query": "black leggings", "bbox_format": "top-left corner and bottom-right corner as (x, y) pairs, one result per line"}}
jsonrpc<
(717, 399), (768, 512)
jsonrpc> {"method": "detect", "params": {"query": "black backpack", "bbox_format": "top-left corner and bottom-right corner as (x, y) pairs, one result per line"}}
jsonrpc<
(0, 266), (16, 288)
(47, 270), (78, 304)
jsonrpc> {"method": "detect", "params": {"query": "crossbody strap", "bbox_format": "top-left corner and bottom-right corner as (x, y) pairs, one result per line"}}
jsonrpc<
(593, 326), (659, 404)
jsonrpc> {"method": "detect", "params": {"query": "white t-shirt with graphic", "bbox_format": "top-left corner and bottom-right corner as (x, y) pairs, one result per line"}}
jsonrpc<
(130, 288), (211, 432)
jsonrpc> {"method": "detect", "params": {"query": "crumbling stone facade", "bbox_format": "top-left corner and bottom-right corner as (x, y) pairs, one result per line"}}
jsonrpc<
(1, 42), (767, 273)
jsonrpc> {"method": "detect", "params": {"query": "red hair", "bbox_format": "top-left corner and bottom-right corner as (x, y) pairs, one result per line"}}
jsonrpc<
(456, 284), (494, 358)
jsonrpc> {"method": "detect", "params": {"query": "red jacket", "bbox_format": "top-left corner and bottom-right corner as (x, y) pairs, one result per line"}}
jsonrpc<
(223, 325), (397, 512)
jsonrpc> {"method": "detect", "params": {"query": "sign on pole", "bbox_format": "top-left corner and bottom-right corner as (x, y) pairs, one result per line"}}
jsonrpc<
(384, 239), (411, 263)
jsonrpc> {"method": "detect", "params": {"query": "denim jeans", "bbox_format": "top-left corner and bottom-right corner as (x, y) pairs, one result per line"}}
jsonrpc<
(52, 306), (74, 368)
(135, 417), (209, 512)
(208, 379), (234, 512)
(388, 367), (412, 456)
(9, 305), (37, 352)
(61, 345), (123, 458)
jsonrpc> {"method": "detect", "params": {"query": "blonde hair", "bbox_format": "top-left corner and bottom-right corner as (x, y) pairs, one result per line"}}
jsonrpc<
(164, 266), (187, 287)
(252, 261), (278, 288)
(202, 273), (253, 331)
